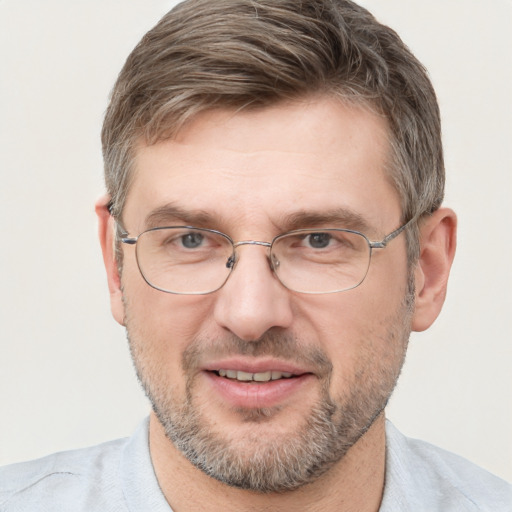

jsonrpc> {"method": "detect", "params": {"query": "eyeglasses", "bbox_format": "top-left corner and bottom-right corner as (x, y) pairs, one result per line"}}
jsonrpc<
(117, 219), (412, 295)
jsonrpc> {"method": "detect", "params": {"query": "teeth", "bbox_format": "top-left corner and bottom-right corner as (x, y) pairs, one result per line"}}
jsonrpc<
(217, 370), (294, 382)
(272, 371), (292, 380)
(253, 371), (271, 382)
(237, 371), (253, 381)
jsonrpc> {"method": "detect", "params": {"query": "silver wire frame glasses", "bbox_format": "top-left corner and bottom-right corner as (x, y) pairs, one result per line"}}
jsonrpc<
(117, 219), (414, 295)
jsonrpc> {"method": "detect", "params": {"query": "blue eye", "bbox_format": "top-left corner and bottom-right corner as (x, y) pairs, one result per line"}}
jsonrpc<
(306, 233), (331, 249)
(181, 232), (204, 248)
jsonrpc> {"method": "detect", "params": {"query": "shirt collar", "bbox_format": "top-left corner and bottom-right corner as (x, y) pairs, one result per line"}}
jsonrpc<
(120, 417), (173, 512)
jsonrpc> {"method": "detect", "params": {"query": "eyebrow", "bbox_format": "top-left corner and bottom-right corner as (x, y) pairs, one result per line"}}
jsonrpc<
(279, 208), (374, 235)
(143, 203), (375, 236)
(144, 203), (221, 230)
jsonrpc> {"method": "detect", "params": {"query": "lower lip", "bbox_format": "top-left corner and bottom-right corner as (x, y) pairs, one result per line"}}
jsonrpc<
(203, 371), (314, 409)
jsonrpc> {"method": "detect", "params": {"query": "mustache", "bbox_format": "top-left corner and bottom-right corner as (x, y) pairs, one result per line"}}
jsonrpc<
(182, 328), (333, 376)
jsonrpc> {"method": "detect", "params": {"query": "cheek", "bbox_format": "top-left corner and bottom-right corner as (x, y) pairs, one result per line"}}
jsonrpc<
(122, 266), (217, 365)
(295, 268), (410, 381)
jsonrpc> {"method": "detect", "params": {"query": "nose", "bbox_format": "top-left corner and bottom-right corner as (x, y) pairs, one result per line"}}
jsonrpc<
(213, 244), (293, 341)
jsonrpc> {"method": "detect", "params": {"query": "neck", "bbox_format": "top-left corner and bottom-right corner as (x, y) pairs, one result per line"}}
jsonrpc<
(149, 412), (387, 512)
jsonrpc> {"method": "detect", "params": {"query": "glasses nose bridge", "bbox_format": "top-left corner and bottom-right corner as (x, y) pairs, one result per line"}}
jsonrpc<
(233, 239), (272, 250)
(227, 239), (275, 271)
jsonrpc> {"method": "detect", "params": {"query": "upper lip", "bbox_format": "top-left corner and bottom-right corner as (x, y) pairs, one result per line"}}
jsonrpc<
(202, 357), (311, 376)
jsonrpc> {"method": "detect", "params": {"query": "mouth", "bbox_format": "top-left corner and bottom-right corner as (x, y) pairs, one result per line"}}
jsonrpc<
(202, 362), (313, 409)
(214, 369), (295, 382)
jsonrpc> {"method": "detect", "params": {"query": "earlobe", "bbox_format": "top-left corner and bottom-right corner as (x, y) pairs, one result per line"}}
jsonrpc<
(95, 195), (125, 326)
(412, 207), (457, 332)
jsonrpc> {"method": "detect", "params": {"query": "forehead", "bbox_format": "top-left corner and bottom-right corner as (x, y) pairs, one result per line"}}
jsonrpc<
(124, 97), (400, 236)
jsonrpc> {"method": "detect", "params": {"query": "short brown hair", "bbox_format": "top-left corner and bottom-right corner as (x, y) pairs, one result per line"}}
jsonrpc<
(102, 0), (444, 262)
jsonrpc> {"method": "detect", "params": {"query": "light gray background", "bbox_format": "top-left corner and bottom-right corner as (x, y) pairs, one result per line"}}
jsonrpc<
(0, 0), (511, 482)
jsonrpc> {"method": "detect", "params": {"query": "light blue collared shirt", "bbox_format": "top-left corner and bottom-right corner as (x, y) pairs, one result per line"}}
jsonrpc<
(1, 418), (511, 511)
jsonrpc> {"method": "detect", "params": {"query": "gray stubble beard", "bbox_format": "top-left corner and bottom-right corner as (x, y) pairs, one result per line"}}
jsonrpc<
(125, 279), (414, 493)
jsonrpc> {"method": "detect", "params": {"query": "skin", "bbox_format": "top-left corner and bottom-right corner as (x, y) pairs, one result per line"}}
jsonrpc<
(97, 96), (456, 511)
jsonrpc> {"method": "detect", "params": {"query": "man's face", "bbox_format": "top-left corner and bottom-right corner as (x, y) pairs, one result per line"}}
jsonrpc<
(118, 97), (413, 492)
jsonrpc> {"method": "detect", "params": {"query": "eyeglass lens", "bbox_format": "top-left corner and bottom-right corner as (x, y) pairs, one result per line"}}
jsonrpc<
(134, 227), (371, 295)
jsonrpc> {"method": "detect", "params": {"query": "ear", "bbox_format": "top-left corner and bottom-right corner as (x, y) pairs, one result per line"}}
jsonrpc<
(95, 195), (125, 326)
(412, 207), (457, 332)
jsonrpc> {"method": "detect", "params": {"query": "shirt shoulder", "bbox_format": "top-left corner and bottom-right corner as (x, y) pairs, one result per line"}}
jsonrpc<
(0, 438), (129, 512)
(382, 421), (512, 512)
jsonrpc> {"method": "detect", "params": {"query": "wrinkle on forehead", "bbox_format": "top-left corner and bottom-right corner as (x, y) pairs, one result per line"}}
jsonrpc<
(125, 97), (399, 238)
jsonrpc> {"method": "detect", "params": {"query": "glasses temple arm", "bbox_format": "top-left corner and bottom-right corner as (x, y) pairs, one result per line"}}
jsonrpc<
(111, 218), (136, 244)
(369, 213), (422, 249)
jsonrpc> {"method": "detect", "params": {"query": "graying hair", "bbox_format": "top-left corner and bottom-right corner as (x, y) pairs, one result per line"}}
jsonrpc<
(102, 0), (444, 262)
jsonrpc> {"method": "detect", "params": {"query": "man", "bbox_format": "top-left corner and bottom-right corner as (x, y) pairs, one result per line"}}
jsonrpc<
(1, 0), (510, 510)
